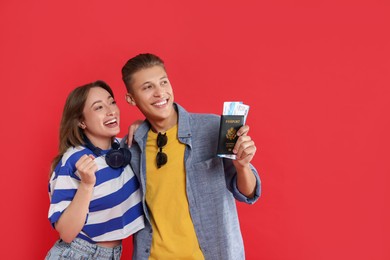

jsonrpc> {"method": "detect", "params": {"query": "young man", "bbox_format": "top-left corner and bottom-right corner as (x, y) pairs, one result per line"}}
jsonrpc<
(122, 53), (261, 260)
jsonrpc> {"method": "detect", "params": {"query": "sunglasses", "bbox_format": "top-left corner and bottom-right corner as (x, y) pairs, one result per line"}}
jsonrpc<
(156, 132), (168, 168)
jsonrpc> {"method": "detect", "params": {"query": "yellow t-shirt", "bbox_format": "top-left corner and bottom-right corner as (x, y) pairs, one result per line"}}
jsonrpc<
(145, 125), (204, 260)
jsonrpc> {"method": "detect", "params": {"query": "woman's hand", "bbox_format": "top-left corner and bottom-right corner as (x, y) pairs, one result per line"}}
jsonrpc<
(126, 119), (144, 147)
(75, 154), (97, 186)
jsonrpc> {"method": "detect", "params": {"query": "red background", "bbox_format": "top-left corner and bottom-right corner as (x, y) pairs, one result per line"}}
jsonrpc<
(0, 1), (389, 259)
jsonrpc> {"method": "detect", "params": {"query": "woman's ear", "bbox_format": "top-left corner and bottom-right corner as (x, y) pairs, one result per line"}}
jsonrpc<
(125, 93), (136, 106)
(78, 122), (86, 129)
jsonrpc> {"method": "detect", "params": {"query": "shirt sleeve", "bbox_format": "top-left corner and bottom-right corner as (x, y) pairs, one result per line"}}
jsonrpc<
(48, 160), (81, 227)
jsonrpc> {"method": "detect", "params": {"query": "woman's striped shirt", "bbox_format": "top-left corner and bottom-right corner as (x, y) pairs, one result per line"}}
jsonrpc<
(48, 144), (144, 243)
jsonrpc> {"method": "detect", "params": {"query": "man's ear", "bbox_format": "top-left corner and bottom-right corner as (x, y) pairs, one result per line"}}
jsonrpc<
(125, 93), (136, 106)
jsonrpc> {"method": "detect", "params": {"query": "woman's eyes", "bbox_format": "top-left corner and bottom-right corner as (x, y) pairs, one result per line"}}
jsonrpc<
(93, 100), (116, 111)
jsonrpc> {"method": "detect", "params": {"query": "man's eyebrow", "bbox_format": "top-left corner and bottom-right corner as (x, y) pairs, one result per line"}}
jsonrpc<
(141, 81), (151, 86)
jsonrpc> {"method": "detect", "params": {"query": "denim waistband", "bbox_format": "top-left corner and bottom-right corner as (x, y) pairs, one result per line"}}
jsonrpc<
(68, 238), (122, 259)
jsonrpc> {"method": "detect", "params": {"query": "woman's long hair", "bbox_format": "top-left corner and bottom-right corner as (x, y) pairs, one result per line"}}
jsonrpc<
(49, 80), (114, 177)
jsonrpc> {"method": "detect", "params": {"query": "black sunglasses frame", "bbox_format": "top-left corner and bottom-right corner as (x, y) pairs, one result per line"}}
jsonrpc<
(156, 132), (168, 168)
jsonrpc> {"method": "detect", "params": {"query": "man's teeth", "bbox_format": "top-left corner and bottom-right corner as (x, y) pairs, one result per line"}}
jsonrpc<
(104, 119), (117, 125)
(155, 100), (167, 106)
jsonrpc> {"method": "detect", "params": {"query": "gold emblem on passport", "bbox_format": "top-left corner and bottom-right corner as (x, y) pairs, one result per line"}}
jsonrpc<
(226, 127), (237, 140)
(217, 115), (244, 155)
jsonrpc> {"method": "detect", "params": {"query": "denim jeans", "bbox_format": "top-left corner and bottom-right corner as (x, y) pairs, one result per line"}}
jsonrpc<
(45, 238), (122, 260)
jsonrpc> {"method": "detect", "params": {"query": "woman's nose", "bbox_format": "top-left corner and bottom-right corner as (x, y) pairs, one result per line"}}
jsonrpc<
(106, 107), (116, 116)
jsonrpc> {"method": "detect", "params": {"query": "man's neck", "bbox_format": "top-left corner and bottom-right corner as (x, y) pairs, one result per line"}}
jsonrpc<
(149, 112), (178, 133)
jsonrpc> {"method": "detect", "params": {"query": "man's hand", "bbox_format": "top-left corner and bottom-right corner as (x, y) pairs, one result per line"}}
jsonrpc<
(231, 125), (257, 198)
(232, 125), (257, 169)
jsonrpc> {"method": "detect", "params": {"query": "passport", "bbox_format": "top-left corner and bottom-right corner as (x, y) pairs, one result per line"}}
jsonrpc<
(217, 115), (244, 156)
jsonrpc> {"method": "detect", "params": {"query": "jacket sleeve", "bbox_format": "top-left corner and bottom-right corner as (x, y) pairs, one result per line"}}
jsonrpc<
(224, 159), (261, 204)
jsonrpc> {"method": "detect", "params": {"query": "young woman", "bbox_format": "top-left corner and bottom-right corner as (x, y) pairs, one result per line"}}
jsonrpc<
(46, 81), (144, 260)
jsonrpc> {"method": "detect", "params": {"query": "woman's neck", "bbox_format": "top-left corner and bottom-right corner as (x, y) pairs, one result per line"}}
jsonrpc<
(85, 134), (112, 150)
